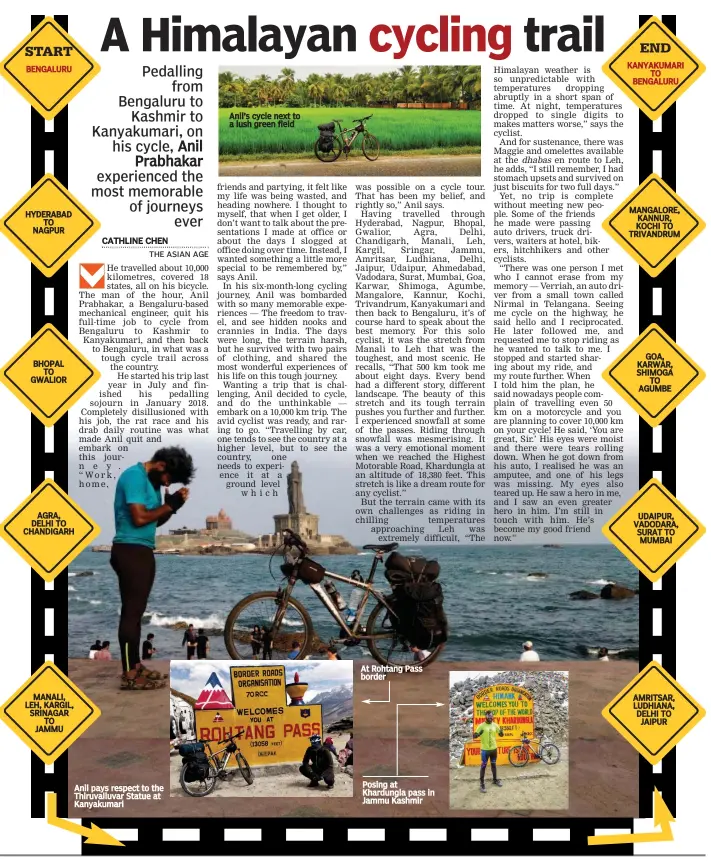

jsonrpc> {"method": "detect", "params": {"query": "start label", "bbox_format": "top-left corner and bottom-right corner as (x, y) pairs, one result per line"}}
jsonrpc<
(0, 324), (99, 426)
(603, 324), (704, 426)
(603, 17), (705, 120)
(1, 662), (100, 763)
(0, 479), (100, 581)
(602, 174), (704, 277)
(602, 661), (705, 764)
(0, 17), (100, 119)
(1, 174), (100, 277)
(602, 478), (704, 582)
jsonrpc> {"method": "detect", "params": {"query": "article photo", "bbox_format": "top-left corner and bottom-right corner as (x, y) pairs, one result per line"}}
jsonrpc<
(449, 670), (569, 811)
(170, 660), (354, 798)
(217, 65), (482, 176)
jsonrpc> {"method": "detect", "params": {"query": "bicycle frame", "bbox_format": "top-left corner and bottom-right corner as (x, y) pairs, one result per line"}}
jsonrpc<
(335, 119), (368, 151)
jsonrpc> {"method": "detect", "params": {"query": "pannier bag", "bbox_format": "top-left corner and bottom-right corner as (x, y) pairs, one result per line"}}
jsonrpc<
(317, 122), (335, 152)
(387, 581), (449, 650)
(181, 748), (210, 783)
(178, 741), (205, 757)
(384, 552), (440, 582)
(298, 557), (327, 584)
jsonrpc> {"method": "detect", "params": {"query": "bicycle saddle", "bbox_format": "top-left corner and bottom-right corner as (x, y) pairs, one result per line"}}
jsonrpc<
(362, 542), (399, 552)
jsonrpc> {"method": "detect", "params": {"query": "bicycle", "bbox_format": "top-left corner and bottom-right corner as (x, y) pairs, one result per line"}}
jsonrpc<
(314, 115), (380, 163)
(508, 732), (560, 767)
(179, 731), (254, 797)
(224, 529), (444, 667)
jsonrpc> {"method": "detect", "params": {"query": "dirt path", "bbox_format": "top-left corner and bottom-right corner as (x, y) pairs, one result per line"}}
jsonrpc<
(449, 747), (569, 811)
(219, 154), (481, 178)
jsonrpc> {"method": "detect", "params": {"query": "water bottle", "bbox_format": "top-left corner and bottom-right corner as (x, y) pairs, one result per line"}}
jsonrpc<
(345, 571), (364, 624)
(324, 580), (347, 610)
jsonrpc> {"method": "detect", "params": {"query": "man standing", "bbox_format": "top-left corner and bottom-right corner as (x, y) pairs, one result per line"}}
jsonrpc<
(142, 633), (157, 661)
(299, 734), (335, 789)
(196, 628), (210, 660)
(111, 446), (194, 689)
(474, 710), (504, 793)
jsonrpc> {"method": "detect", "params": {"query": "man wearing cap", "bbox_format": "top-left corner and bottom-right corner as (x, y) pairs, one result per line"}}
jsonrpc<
(473, 710), (504, 793)
(520, 640), (540, 661)
(299, 734), (335, 789)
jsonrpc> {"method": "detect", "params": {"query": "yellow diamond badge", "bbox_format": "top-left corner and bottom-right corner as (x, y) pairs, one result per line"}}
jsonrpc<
(603, 479), (704, 582)
(602, 175), (704, 277)
(1, 480), (100, 581)
(0, 17), (100, 120)
(604, 17), (705, 120)
(602, 661), (705, 764)
(1, 174), (100, 277)
(1, 662), (100, 763)
(603, 325), (704, 426)
(1, 324), (99, 426)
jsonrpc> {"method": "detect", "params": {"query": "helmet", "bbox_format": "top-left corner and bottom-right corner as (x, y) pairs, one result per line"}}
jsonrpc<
(309, 734), (322, 744)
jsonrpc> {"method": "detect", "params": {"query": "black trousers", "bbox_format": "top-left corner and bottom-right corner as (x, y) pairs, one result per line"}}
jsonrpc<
(111, 543), (156, 673)
(299, 764), (335, 786)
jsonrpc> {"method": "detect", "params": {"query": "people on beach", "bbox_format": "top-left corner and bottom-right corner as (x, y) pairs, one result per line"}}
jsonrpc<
(182, 624), (196, 651)
(299, 734), (335, 789)
(598, 647), (610, 661)
(262, 627), (273, 660)
(88, 639), (102, 659)
(250, 625), (262, 658)
(473, 710), (504, 793)
(94, 641), (112, 660)
(196, 628), (210, 659)
(325, 645), (341, 660)
(110, 446), (194, 690)
(142, 633), (156, 660)
(519, 640), (540, 662)
(287, 640), (301, 659)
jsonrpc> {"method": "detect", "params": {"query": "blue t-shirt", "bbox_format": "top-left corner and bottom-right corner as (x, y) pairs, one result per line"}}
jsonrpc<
(113, 463), (162, 548)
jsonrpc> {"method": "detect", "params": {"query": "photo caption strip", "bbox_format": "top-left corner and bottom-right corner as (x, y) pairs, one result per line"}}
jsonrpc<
(17, 12), (676, 857)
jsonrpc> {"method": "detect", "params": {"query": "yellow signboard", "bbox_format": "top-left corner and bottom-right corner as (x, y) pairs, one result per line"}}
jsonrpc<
(462, 684), (534, 767)
(1, 479), (100, 581)
(0, 17), (100, 120)
(1, 661), (100, 763)
(603, 17), (705, 120)
(602, 175), (704, 277)
(602, 325), (704, 426)
(602, 479), (704, 582)
(602, 661), (705, 764)
(1, 324), (99, 426)
(1, 174), (100, 277)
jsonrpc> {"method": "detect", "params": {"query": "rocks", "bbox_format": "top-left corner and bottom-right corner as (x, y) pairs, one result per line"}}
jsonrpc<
(527, 572), (548, 579)
(570, 590), (599, 600)
(449, 671), (569, 766)
(74, 570), (94, 577)
(601, 584), (638, 600)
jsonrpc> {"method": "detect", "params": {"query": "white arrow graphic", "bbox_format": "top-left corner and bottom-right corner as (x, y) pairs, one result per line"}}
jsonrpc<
(363, 701), (444, 779)
(362, 682), (390, 704)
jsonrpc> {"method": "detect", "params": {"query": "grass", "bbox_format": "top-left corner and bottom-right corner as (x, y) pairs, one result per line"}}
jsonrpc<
(219, 106), (481, 161)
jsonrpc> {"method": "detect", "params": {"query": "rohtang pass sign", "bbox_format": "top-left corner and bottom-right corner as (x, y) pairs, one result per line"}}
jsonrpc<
(194, 665), (322, 766)
(461, 684), (535, 767)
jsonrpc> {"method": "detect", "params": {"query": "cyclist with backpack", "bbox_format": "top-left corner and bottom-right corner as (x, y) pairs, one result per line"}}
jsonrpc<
(474, 710), (504, 793)
(299, 734), (335, 789)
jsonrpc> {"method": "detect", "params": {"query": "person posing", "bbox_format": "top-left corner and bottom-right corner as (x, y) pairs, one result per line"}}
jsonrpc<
(299, 735), (335, 789)
(474, 710), (504, 793)
(111, 447), (194, 690)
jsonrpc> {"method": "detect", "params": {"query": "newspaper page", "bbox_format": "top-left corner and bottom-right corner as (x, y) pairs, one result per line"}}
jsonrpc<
(0, 1), (707, 857)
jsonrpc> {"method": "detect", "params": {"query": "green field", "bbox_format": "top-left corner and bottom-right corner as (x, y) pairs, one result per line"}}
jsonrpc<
(219, 107), (481, 161)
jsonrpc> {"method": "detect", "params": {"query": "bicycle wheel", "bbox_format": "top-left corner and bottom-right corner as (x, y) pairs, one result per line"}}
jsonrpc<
(361, 132), (380, 161)
(540, 744), (560, 765)
(224, 591), (314, 660)
(365, 602), (444, 667)
(508, 745), (529, 767)
(236, 751), (254, 785)
(314, 136), (342, 163)
(180, 762), (218, 797)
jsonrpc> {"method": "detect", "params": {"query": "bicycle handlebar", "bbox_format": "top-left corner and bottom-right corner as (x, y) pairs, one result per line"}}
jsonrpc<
(282, 528), (308, 553)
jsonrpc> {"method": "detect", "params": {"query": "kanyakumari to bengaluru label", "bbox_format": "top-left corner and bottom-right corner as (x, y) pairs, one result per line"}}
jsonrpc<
(0, 479), (100, 581)
(602, 174), (704, 277)
(602, 661), (705, 764)
(1, 661), (100, 763)
(603, 324), (704, 426)
(602, 478), (704, 582)
(0, 323), (99, 426)
(0, 17), (100, 120)
(603, 17), (705, 120)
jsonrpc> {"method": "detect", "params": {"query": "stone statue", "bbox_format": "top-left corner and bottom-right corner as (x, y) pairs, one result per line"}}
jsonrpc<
(287, 461), (306, 514)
